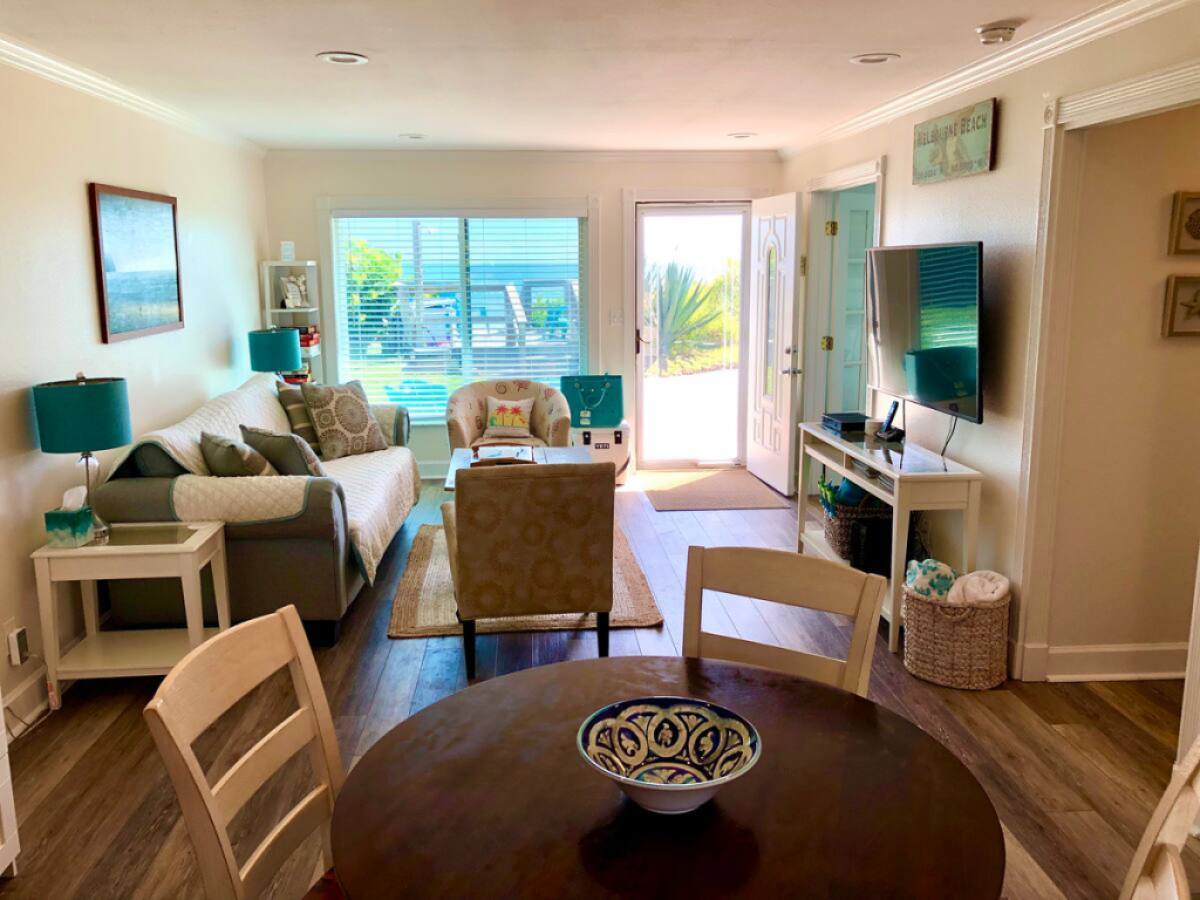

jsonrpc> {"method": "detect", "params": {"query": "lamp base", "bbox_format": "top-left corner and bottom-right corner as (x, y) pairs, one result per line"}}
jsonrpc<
(90, 510), (111, 546)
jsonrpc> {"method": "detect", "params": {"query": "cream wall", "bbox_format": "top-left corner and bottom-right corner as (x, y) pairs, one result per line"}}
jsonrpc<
(0, 65), (267, 712)
(781, 2), (1200, 672)
(1045, 104), (1200, 657)
(262, 150), (782, 470)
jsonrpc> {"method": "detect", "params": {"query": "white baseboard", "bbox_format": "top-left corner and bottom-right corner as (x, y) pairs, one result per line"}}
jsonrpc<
(418, 460), (450, 480)
(1045, 641), (1188, 682)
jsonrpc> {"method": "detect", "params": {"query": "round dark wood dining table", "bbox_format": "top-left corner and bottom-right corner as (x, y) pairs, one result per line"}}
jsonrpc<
(332, 656), (1005, 899)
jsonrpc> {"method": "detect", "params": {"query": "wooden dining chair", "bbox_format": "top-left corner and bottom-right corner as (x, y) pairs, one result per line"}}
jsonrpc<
(144, 605), (345, 900)
(682, 546), (888, 697)
(1120, 735), (1200, 899)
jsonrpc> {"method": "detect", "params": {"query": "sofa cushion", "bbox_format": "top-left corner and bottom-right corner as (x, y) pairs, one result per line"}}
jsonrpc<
(302, 381), (387, 460)
(277, 383), (322, 453)
(241, 426), (326, 477)
(322, 447), (421, 584)
(201, 432), (277, 477)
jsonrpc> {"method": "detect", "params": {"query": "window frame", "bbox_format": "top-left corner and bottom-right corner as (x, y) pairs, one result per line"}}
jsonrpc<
(318, 196), (601, 423)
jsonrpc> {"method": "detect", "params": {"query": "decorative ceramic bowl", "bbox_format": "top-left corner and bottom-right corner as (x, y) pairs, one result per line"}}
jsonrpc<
(577, 696), (761, 815)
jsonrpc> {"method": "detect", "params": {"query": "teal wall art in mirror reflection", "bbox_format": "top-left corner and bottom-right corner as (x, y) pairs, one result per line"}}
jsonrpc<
(89, 183), (183, 343)
(912, 99), (997, 185)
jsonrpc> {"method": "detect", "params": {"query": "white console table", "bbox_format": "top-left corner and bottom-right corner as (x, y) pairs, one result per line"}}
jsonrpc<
(798, 423), (983, 653)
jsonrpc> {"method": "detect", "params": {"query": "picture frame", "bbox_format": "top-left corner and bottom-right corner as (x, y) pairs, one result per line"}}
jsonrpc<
(89, 183), (183, 343)
(280, 273), (308, 309)
(1168, 192), (1200, 254)
(1162, 275), (1200, 337)
(912, 98), (998, 185)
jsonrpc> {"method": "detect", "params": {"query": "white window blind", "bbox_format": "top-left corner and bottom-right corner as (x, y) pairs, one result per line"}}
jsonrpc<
(331, 214), (587, 421)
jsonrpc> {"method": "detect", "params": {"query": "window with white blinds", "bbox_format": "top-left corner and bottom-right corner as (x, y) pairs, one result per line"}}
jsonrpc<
(331, 214), (587, 421)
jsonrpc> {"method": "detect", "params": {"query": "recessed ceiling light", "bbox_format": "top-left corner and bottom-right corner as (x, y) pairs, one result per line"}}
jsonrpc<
(398, 133), (426, 141)
(727, 132), (757, 140)
(850, 52), (900, 65)
(976, 23), (1019, 45)
(316, 51), (369, 66)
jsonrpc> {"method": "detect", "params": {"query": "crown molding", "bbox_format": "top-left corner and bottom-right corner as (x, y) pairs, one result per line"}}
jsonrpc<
(779, 0), (1193, 157)
(805, 156), (886, 192)
(0, 33), (258, 152)
(267, 147), (780, 163)
(1051, 56), (1200, 129)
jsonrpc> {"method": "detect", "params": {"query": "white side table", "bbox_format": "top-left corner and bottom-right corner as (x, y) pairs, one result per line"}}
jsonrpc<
(31, 522), (230, 710)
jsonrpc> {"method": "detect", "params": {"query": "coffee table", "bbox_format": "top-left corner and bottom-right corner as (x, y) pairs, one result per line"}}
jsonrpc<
(31, 522), (230, 709)
(332, 656), (1005, 899)
(443, 445), (592, 490)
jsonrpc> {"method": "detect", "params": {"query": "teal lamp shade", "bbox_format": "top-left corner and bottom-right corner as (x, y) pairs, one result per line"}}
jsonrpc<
(32, 377), (132, 453)
(249, 329), (301, 373)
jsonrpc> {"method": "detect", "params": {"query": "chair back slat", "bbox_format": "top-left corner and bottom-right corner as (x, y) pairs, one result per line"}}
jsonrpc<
(154, 613), (296, 744)
(683, 545), (887, 697)
(144, 605), (344, 900)
(211, 706), (318, 825)
(697, 546), (868, 617)
(239, 785), (333, 900)
(1122, 735), (1200, 900)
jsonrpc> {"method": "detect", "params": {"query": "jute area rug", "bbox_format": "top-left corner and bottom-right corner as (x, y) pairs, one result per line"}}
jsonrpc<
(388, 524), (663, 637)
(640, 468), (790, 512)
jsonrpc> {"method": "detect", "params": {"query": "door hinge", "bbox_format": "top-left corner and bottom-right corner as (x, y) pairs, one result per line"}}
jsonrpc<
(820, 335), (834, 351)
(799, 255), (808, 276)
(824, 220), (839, 236)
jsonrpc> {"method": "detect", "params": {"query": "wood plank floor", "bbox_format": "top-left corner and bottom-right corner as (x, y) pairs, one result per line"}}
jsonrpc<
(0, 478), (1187, 899)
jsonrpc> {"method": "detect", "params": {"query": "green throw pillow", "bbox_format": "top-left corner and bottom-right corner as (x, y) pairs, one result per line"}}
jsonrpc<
(277, 382), (322, 454)
(200, 432), (277, 477)
(133, 443), (188, 477)
(240, 425), (327, 477)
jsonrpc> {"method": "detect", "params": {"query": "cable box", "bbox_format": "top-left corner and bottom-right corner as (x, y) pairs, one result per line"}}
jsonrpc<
(822, 412), (869, 435)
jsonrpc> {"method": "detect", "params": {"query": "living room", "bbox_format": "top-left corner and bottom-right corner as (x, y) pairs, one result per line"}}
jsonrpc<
(2, 1), (1200, 897)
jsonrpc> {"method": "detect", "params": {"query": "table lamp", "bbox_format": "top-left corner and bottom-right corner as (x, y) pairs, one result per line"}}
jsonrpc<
(32, 374), (132, 545)
(248, 328), (301, 374)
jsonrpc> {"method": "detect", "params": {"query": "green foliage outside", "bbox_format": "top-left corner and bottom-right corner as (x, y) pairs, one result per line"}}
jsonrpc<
(344, 239), (405, 353)
(644, 259), (740, 377)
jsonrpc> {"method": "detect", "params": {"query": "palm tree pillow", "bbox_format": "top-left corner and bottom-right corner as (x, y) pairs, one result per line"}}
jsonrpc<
(483, 396), (534, 439)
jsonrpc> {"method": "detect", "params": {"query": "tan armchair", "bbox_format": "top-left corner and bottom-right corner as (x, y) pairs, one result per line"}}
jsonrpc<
(441, 461), (615, 678)
(445, 379), (571, 450)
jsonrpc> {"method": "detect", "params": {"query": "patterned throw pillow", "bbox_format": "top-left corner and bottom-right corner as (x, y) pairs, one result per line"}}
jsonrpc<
(239, 425), (327, 477)
(277, 383), (322, 454)
(200, 432), (277, 477)
(483, 396), (534, 439)
(300, 381), (387, 460)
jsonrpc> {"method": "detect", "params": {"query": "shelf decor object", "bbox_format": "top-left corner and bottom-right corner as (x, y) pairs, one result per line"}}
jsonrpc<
(260, 259), (323, 381)
(248, 328), (302, 373)
(89, 183), (183, 343)
(32, 375), (132, 545)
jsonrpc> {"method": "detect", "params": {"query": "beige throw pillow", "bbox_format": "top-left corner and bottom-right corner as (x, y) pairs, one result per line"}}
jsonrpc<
(301, 381), (387, 460)
(277, 382), (321, 454)
(483, 395), (534, 439)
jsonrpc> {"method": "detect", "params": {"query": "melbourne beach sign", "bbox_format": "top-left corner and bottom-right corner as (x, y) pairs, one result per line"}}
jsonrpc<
(913, 99), (997, 185)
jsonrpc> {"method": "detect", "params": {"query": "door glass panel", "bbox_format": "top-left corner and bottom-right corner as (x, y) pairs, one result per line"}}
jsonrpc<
(639, 209), (745, 464)
(762, 244), (778, 400)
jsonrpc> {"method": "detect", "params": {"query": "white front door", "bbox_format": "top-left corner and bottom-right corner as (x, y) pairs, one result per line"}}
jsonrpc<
(745, 193), (801, 495)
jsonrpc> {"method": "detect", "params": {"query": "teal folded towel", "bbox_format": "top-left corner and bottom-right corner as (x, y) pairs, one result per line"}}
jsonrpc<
(905, 559), (958, 600)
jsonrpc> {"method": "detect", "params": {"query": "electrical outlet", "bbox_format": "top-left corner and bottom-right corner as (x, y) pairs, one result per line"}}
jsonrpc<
(0, 620), (13, 666)
(7, 627), (28, 667)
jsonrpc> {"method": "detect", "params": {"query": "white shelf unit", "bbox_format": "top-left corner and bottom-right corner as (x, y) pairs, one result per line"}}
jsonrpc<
(259, 260), (323, 381)
(0, 680), (17, 878)
(798, 423), (983, 653)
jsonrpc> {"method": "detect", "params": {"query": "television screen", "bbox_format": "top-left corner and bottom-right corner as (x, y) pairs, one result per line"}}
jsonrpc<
(866, 242), (982, 423)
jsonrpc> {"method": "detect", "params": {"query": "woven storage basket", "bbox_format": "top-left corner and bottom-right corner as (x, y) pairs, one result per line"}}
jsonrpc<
(902, 586), (1009, 690)
(822, 504), (892, 560)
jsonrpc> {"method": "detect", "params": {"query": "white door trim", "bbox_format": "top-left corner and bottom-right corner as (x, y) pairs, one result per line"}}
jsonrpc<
(1012, 57), (1200, 683)
(801, 157), (885, 432)
(621, 186), (774, 473)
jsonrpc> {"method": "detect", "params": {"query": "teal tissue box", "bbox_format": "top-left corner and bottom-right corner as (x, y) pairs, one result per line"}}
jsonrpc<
(45, 506), (95, 548)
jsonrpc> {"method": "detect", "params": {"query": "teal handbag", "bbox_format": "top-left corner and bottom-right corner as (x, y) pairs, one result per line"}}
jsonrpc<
(559, 375), (623, 428)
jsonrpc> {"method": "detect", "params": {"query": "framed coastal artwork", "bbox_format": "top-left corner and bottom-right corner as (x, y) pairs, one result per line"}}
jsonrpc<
(1163, 276), (1200, 337)
(912, 98), (997, 185)
(88, 183), (183, 343)
(1168, 192), (1200, 254)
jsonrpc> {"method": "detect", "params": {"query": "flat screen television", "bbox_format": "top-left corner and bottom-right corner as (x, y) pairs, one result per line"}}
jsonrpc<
(865, 241), (983, 423)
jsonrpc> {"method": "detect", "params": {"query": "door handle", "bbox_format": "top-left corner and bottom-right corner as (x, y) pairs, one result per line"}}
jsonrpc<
(781, 367), (803, 375)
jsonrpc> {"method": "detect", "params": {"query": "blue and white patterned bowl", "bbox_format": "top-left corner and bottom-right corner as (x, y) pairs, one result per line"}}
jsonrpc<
(577, 696), (761, 814)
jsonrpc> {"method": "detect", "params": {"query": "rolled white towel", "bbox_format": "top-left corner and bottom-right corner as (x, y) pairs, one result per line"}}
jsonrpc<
(947, 570), (1010, 606)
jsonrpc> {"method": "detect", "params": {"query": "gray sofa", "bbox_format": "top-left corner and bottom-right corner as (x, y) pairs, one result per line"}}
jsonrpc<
(93, 374), (421, 644)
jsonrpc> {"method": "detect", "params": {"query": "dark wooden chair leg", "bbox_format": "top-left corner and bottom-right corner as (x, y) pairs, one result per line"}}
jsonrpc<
(461, 618), (477, 680)
(597, 612), (610, 658)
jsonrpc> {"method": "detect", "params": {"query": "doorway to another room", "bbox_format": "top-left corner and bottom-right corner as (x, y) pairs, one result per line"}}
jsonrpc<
(636, 204), (749, 467)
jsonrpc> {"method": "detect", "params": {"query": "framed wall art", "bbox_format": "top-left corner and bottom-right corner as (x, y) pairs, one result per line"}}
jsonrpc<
(1163, 275), (1200, 337)
(1169, 191), (1200, 254)
(89, 183), (183, 342)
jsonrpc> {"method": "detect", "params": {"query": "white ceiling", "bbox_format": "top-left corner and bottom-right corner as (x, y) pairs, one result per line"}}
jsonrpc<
(1, 0), (1107, 151)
